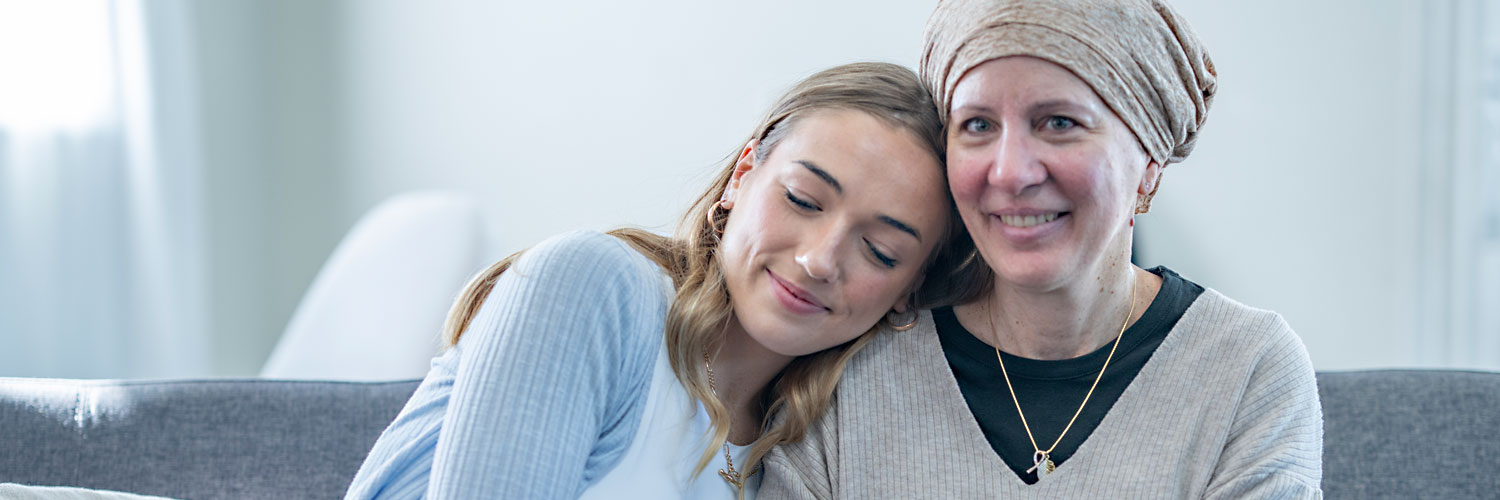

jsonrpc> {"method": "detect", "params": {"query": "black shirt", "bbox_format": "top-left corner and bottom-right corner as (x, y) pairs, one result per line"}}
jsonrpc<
(934, 266), (1204, 484)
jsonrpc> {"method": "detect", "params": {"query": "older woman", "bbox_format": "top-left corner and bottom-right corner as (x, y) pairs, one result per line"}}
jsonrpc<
(761, 0), (1322, 498)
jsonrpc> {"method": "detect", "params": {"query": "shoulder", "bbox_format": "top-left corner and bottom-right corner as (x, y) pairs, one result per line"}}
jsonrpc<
(1161, 288), (1318, 410)
(1180, 294), (1323, 495)
(1170, 288), (1319, 421)
(516, 229), (667, 287)
(1177, 287), (1305, 361)
(500, 229), (675, 314)
(838, 310), (952, 396)
(472, 229), (674, 354)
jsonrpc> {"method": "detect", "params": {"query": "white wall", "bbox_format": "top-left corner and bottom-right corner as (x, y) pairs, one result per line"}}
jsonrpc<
(333, 0), (1458, 371)
(1138, 0), (1429, 370)
(335, 0), (941, 255)
(195, 0), (1488, 374)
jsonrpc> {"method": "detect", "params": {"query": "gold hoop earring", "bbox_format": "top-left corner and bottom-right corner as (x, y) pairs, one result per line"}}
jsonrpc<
(885, 308), (918, 331)
(707, 200), (731, 234)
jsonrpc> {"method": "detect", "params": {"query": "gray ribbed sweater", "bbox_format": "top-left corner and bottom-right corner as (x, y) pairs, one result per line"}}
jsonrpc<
(761, 289), (1323, 499)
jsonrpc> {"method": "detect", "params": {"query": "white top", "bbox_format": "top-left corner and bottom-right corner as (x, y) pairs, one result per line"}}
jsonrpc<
(579, 342), (760, 500)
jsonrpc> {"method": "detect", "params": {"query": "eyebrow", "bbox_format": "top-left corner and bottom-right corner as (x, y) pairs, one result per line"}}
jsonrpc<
(1031, 99), (1096, 117)
(879, 215), (922, 241)
(797, 161), (843, 194)
(952, 104), (995, 117)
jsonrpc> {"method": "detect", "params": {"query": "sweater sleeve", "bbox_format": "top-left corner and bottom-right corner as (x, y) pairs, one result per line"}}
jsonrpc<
(1203, 315), (1324, 500)
(758, 399), (838, 500)
(427, 230), (668, 499)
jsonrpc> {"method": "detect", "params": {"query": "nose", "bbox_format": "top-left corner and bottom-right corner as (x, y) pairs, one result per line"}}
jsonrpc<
(794, 229), (841, 283)
(987, 127), (1047, 195)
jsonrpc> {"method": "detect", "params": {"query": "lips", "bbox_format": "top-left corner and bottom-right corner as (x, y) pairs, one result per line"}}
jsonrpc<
(767, 269), (829, 315)
(986, 208), (1069, 244)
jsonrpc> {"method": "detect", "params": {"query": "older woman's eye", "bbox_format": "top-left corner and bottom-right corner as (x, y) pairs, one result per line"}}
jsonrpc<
(1045, 116), (1078, 131)
(961, 117), (993, 133)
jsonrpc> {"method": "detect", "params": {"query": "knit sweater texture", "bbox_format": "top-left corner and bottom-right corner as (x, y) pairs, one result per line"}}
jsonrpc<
(760, 288), (1323, 499)
(345, 230), (753, 499)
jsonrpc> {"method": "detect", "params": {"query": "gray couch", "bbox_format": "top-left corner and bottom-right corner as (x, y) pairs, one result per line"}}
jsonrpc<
(1, 370), (1496, 499)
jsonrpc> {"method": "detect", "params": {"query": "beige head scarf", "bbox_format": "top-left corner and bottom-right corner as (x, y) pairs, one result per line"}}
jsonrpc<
(920, 0), (1217, 166)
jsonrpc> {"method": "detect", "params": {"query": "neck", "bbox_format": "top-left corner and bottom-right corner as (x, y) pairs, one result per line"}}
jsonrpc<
(958, 261), (1158, 360)
(710, 316), (794, 445)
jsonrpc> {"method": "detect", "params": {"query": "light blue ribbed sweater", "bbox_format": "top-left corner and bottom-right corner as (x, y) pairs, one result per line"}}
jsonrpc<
(344, 230), (671, 499)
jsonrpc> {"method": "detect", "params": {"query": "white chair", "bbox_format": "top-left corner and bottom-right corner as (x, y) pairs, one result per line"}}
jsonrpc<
(260, 192), (489, 381)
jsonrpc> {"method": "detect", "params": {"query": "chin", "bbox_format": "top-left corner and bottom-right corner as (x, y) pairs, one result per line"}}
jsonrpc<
(993, 257), (1075, 291)
(753, 330), (827, 357)
(747, 320), (855, 358)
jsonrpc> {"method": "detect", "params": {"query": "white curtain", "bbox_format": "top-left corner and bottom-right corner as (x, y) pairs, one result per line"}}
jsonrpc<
(0, 0), (207, 378)
(1479, 0), (1500, 368)
(1413, 0), (1500, 370)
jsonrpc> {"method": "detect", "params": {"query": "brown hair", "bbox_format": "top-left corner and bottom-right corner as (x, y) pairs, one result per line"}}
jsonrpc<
(441, 62), (981, 493)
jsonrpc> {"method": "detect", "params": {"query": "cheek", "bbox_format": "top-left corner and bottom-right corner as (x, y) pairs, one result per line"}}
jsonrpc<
(1093, 142), (1150, 203)
(717, 210), (769, 279)
(844, 271), (909, 320)
(946, 149), (989, 205)
(1051, 151), (1120, 206)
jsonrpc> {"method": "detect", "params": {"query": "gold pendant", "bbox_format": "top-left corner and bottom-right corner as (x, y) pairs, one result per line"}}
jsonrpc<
(718, 468), (743, 488)
(1027, 451), (1055, 477)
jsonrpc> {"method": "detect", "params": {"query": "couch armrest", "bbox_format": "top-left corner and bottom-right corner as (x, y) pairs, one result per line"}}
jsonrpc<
(1318, 369), (1500, 499)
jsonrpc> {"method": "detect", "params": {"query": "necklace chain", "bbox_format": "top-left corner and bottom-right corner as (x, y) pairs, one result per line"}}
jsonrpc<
(703, 350), (757, 488)
(986, 274), (1138, 477)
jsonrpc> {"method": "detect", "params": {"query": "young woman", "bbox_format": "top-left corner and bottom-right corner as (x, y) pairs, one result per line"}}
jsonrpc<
(763, 0), (1322, 498)
(344, 62), (975, 500)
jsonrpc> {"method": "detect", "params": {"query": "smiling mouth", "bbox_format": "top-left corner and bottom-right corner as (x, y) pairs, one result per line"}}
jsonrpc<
(767, 270), (830, 313)
(998, 212), (1065, 228)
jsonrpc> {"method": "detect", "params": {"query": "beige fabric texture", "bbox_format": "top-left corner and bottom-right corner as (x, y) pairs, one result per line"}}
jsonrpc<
(919, 0), (1217, 166)
(758, 291), (1324, 499)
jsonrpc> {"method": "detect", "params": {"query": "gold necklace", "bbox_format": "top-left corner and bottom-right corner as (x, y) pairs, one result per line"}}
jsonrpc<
(702, 350), (758, 488)
(985, 276), (1137, 478)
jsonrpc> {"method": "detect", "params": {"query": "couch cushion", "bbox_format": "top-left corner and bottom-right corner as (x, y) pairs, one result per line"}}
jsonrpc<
(0, 378), (418, 500)
(1318, 369), (1500, 499)
(5, 370), (1498, 498)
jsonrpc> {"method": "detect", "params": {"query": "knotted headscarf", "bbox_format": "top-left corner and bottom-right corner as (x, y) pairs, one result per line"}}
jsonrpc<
(920, 0), (1217, 166)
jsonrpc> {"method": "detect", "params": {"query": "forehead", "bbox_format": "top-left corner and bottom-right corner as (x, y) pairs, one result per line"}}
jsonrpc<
(768, 110), (938, 179)
(951, 56), (1104, 110)
(765, 110), (949, 223)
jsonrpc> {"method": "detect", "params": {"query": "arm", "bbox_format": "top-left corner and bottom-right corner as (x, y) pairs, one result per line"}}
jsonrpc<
(428, 231), (667, 499)
(1203, 317), (1324, 500)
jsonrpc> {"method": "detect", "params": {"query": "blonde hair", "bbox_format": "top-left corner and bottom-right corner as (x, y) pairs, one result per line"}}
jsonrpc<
(441, 62), (981, 493)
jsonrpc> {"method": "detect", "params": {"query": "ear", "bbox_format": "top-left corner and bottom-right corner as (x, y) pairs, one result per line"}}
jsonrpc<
(723, 139), (759, 204)
(1138, 159), (1163, 196)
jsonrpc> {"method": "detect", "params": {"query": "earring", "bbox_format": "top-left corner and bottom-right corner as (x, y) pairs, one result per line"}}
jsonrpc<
(885, 308), (918, 331)
(1135, 193), (1152, 214)
(706, 200), (731, 234)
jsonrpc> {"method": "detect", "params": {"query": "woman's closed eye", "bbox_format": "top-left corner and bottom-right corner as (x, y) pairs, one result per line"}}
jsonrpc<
(864, 239), (898, 269)
(785, 190), (821, 211)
